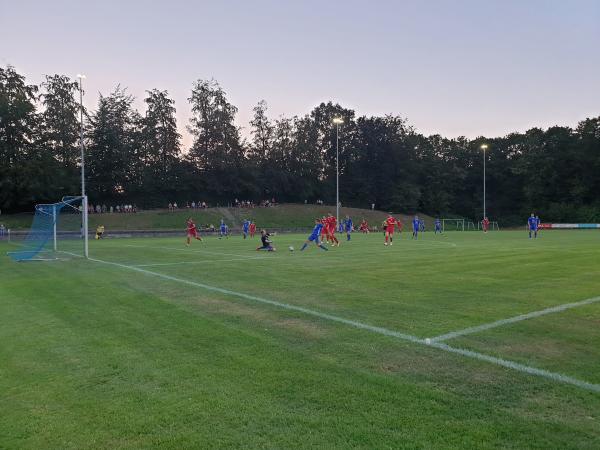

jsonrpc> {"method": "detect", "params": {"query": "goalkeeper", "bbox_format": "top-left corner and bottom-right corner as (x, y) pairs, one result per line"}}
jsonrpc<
(95, 225), (105, 240)
(256, 230), (276, 251)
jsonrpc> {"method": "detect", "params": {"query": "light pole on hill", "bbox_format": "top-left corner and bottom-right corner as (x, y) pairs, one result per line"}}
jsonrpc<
(481, 144), (488, 220)
(77, 74), (88, 258)
(333, 117), (344, 225)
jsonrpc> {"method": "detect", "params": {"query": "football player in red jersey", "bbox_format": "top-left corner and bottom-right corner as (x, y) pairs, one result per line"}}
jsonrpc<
(186, 218), (202, 246)
(482, 217), (490, 233)
(326, 213), (340, 247)
(384, 214), (398, 246)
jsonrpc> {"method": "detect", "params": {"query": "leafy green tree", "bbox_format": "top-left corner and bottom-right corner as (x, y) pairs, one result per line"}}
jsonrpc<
(136, 89), (182, 203)
(86, 87), (139, 201)
(188, 79), (249, 200)
(37, 74), (82, 197)
(0, 66), (41, 209)
(40, 75), (81, 166)
(249, 100), (273, 162)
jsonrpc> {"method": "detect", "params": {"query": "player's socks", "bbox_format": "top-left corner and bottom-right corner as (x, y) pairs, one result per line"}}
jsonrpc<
(301, 243), (308, 251)
(319, 244), (328, 251)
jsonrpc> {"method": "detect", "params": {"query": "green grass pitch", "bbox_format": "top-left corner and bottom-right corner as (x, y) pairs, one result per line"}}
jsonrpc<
(1, 230), (599, 449)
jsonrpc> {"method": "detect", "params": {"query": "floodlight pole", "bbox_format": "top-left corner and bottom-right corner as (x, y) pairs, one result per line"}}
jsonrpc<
(336, 122), (339, 224)
(333, 117), (343, 225)
(78, 74), (88, 258)
(481, 144), (488, 220)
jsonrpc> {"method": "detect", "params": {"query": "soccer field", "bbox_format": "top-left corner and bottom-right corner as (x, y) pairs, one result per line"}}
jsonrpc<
(1, 230), (599, 449)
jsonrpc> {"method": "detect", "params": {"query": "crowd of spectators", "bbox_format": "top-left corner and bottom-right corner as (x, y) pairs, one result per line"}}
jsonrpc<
(168, 201), (208, 211)
(88, 204), (137, 214)
(234, 198), (277, 208)
(166, 199), (277, 211)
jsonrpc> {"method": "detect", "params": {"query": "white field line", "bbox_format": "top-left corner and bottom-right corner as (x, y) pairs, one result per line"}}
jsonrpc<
(123, 243), (263, 260)
(76, 253), (600, 393)
(133, 256), (269, 267)
(430, 296), (600, 343)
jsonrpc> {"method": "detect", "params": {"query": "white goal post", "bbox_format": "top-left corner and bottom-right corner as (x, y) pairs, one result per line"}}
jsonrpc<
(441, 218), (465, 232)
(7, 196), (88, 261)
(477, 220), (500, 231)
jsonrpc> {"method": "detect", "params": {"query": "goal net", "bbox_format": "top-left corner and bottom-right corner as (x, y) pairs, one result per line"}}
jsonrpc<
(441, 218), (465, 231)
(477, 220), (500, 231)
(7, 196), (88, 261)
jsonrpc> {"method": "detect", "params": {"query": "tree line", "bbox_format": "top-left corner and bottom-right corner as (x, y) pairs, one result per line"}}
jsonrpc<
(1, 65), (599, 224)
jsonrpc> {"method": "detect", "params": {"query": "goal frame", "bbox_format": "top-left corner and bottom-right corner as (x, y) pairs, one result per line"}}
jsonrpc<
(441, 218), (465, 232)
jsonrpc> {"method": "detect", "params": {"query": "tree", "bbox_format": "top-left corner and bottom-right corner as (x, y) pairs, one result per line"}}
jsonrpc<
(86, 86), (139, 201)
(249, 100), (273, 162)
(0, 65), (40, 209)
(187, 79), (249, 200)
(37, 74), (82, 197)
(137, 89), (182, 203)
(40, 75), (81, 167)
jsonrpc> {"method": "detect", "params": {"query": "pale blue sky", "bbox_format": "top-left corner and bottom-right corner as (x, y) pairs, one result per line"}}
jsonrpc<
(1, 0), (598, 148)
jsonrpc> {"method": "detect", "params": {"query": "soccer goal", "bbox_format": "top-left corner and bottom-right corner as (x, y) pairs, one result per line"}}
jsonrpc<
(477, 220), (500, 231)
(441, 218), (465, 232)
(7, 196), (88, 261)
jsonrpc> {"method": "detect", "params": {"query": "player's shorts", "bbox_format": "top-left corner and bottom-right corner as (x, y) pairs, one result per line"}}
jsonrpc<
(188, 230), (197, 237)
(308, 233), (320, 242)
(386, 227), (394, 234)
(529, 226), (537, 231)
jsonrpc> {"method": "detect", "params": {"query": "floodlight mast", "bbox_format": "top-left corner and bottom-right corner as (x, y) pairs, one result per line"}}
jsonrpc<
(481, 144), (488, 220)
(77, 74), (88, 258)
(333, 117), (344, 225)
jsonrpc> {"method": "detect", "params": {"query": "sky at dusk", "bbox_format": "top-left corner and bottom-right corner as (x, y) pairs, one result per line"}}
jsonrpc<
(1, 0), (599, 149)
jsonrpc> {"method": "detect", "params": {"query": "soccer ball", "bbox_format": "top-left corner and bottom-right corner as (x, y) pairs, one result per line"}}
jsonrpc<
(289, 246), (294, 252)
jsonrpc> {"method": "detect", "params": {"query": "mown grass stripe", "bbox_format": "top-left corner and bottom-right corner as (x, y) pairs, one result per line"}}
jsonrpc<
(430, 296), (600, 342)
(82, 254), (600, 394)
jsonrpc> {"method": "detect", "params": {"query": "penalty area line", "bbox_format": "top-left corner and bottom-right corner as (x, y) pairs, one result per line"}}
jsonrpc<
(83, 254), (600, 394)
(429, 296), (600, 343)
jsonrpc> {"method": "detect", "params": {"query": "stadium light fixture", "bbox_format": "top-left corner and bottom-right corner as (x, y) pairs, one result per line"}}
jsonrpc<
(333, 117), (344, 224)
